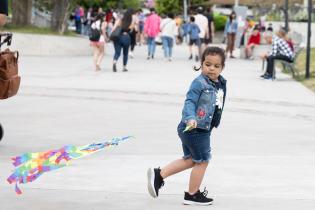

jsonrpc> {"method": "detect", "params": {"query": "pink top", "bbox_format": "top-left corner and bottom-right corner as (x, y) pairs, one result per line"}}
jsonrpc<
(144, 13), (160, 38)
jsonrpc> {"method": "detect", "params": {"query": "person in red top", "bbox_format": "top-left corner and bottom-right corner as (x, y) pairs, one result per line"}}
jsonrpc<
(245, 25), (261, 59)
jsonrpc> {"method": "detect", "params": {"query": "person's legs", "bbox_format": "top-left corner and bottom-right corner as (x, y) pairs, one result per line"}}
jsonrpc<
(161, 36), (169, 58)
(230, 33), (236, 57)
(113, 39), (122, 72)
(226, 34), (231, 56)
(129, 30), (136, 57)
(0, 14), (7, 26)
(188, 39), (194, 59)
(168, 37), (174, 60)
(151, 37), (156, 58)
(160, 158), (194, 179)
(188, 162), (209, 194)
(266, 55), (292, 78)
(147, 37), (154, 58)
(266, 55), (274, 76)
(92, 45), (100, 70)
(96, 45), (104, 69)
(245, 45), (250, 58)
(121, 34), (131, 70)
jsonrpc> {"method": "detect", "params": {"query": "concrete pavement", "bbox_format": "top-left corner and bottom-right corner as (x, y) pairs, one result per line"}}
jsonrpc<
(1, 41), (315, 210)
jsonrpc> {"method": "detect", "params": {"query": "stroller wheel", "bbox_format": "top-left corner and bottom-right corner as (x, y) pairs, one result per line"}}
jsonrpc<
(0, 124), (3, 141)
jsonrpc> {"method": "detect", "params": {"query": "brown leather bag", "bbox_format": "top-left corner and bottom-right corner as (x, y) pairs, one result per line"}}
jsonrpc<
(0, 49), (20, 99)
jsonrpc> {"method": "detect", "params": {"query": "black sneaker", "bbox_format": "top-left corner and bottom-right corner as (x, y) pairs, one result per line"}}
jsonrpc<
(147, 167), (164, 198)
(113, 63), (117, 72)
(183, 188), (213, 206)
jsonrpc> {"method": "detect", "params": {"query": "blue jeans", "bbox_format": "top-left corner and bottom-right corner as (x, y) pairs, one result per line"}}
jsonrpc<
(161, 36), (173, 58)
(177, 122), (212, 163)
(147, 37), (156, 57)
(113, 33), (131, 66)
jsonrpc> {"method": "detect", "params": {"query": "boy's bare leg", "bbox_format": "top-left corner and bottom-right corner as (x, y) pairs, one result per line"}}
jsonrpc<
(0, 14), (6, 26)
(188, 162), (208, 194)
(160, 158), (194, 179)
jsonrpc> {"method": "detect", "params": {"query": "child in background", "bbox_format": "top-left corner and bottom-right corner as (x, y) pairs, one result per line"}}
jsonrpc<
(147, 47), (227, 206)
(187, 16), (201, 62)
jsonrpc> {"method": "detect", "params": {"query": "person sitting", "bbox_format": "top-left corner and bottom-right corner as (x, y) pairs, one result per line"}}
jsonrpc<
(260, 29), (294, 79)
(245, 25), (261, 59)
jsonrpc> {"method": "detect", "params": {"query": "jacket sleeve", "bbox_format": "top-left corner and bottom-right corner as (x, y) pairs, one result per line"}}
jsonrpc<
(182, 80), (202, 122)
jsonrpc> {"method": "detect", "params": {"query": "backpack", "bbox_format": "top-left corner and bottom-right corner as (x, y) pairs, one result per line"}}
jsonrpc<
(0, 49), (20, 99)
(89, 27), (101, 42)
(89, 20), (102, 42)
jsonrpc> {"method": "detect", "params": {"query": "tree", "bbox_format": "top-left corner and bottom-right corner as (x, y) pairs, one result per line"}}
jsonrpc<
(156, 0), (181, 15)
(51, 0), (72, 34)
(123, 0), (141, 9)
(11, 0), (33, 26)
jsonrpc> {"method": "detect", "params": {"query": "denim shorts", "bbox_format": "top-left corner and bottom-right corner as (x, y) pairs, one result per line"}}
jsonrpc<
(177, 122), (211, 163)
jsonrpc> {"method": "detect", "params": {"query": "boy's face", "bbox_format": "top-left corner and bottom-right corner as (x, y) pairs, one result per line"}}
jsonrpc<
(202, 54), (223, 82)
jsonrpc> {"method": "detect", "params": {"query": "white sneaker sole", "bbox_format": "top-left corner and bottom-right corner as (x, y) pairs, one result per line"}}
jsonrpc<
(147, 168), (157, 198)
(183, 200), (213, 206)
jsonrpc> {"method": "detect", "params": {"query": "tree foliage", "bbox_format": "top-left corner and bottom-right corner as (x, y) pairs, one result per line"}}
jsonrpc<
(156, 0), (181, 15)
(75, 0), (140, 9)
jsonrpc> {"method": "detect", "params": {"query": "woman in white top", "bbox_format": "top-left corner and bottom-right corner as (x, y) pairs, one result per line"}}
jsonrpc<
(90, 14), (107, 71)
(160, 13), (177, 61)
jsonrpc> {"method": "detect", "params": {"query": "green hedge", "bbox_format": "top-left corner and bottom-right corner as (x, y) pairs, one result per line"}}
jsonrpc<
(214, 13), (227, 31)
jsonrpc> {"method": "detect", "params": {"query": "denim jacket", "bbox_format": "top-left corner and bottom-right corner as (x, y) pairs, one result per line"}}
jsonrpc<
(181, 74), (227, 131)
(224, 19), (238, 36)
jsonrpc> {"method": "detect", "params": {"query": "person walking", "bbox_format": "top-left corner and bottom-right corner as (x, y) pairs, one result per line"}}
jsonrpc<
(187, 16), (201, 62)
(160, 13), (176, 61)
(147, 47), (227, 206)
(129, 10), (139, 58)
(112, 9), (134, 72)
(144, 8), (160, 60)
(90, 14), (106, 71)
(224, 11), (238, 58)
(194, 7), (209, 58)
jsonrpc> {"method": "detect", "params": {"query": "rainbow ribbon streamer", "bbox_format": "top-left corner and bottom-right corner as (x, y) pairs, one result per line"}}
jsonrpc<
(7, 136), (132, 195)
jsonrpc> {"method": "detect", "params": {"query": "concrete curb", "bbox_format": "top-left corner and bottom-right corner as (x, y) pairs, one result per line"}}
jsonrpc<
(7, 33), (92, 56)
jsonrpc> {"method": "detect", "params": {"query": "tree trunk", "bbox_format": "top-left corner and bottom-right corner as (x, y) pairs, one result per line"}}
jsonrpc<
(11, 0), (33, 26)
(51, 0), (72, 34)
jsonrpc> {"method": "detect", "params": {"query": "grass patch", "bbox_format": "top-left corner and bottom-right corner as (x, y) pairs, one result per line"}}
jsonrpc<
(280, 48), (315, 92)
(295, 48), (315, 92)
(1, 24), (77, 36)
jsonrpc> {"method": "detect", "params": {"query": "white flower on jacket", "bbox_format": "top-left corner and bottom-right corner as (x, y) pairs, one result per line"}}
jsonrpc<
(215, 89), (224, 109)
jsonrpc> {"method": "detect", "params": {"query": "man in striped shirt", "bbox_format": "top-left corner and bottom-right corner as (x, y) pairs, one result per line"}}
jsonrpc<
(261, 29), (294, 79)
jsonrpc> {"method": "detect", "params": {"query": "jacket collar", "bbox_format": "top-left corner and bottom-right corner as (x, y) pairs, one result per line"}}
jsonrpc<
(201, 73), (226, 86)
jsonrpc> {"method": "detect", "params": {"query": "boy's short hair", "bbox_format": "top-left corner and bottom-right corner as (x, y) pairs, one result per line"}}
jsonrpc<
(190, 16), (195, 22)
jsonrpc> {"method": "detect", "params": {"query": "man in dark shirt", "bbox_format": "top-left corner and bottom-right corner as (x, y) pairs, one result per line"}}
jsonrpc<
(0, 0), (8, 26)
